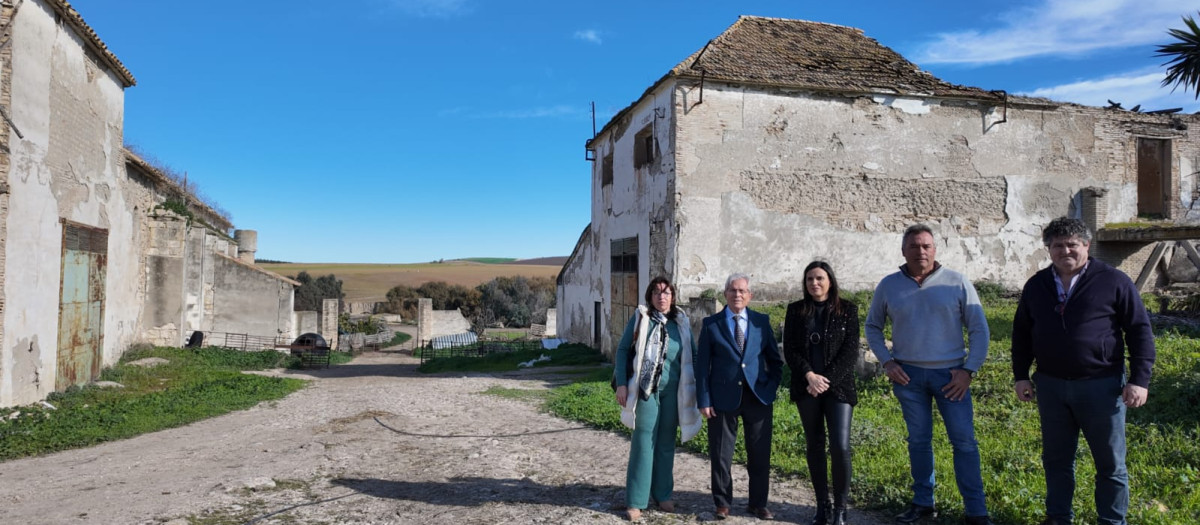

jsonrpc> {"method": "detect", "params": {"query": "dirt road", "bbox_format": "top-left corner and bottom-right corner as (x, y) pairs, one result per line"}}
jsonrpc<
(0, 349), (891, 525)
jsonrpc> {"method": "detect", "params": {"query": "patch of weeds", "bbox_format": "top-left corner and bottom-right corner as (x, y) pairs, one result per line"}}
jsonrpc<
(0, 347), (307, 461)
(481, 386), (550, 403)
(386, 331), (412, 346)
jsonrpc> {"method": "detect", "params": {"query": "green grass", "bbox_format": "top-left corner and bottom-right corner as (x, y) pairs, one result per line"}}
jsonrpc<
(485, 330), (528, 341)
(386, 331), (412, 346)
(0, 346), (309, 461)
(481, 385), (552, 402)
(546, 297), (1200, 525)
(418, 343), (606, 373)
(456, 257), (518, 264)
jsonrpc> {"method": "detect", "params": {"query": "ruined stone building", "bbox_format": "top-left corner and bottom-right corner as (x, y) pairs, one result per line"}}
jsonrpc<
(0, 1), (297, 407)
(557, 16), (1200, 353)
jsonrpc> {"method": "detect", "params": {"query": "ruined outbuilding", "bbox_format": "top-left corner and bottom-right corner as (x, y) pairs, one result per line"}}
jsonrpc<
(0, 1), (297, 407)
(557, 16), (1200, 353)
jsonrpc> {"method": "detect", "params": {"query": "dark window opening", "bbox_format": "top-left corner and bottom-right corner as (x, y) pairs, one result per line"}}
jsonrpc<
(634, 126), (655, 168)
(601, 154), (613, 187)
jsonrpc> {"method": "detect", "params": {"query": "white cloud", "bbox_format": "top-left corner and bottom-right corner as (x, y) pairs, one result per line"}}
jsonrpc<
(574, 29), (602, 45)
(1021, 67), (1200, 112)
(913, 0), (1195, 65)
(388, 0), (470, 18)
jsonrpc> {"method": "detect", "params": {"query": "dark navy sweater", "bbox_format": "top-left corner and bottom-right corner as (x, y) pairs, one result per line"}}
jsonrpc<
(1011, 258), (1155, 388)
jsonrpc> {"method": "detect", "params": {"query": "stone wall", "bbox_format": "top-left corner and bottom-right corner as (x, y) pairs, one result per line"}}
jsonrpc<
(671, 82), (1199, 297)
(321, 298), (339, 351)
(556, 226), (600, 348)
(415, 298), (472, 347)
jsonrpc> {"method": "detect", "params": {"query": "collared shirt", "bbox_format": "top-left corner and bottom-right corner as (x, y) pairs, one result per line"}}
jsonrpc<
(724, 307), (746, 342)
(1053, 262), (1090, 303)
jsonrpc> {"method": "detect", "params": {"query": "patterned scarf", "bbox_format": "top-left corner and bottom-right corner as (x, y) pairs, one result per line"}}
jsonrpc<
(636, 310), (670, 401)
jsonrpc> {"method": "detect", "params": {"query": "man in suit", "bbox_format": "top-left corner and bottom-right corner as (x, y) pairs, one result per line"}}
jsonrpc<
(696, 273), (784, 520)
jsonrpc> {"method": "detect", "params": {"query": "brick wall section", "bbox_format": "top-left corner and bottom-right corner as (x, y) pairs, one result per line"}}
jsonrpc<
(1092, 241), (1163, 290)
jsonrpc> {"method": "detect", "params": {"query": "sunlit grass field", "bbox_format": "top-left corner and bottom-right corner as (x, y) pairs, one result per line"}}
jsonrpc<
(259, 260), (559, 302)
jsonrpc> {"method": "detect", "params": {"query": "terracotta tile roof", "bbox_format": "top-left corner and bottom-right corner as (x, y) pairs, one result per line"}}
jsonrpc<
(672, 16), (997, 99)
(44, 0), (136, 87)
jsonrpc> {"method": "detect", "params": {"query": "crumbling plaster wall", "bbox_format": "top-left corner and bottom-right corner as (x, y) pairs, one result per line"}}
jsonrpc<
(573, 84), (679, 353)
(671, 81), (1198, 297)
(556, 226), (599, 346)
(1, 0), (137, 406)
(210, 253), (295, 339)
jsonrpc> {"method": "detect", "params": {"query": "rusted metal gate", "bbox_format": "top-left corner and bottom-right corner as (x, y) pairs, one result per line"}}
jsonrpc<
(56, 222), (108, 390)
(608, 236), (638, 356)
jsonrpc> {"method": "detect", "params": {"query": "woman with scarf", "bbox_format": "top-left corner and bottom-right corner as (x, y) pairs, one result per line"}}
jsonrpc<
(614, 276), (703, 521)
(784, 261), (860, 525)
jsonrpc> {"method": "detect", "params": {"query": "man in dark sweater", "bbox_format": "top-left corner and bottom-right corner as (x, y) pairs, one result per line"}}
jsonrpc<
(1012, 217), (1155, 525)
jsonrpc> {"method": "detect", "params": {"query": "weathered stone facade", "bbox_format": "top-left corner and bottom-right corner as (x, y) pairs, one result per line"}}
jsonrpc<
(557, 16), (1200, 352)
(0, 1), (298, 407)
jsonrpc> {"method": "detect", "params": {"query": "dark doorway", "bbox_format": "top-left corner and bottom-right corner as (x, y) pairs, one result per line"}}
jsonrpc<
(1137, 138), (1170, 217)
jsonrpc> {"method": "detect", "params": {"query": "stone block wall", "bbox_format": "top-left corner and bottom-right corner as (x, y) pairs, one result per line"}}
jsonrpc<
(321, 298), (339, 350)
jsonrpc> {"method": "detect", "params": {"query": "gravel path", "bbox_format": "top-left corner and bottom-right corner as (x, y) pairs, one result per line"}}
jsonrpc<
(0, 340), (893, 525)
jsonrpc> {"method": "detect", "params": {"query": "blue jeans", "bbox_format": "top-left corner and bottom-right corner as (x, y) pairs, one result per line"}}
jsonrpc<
(1033, 372), (1128, 525)
(892, 364), (988, 516)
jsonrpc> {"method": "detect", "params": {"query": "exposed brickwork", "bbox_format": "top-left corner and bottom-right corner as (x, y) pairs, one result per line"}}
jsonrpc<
(0, 1), (15, 365)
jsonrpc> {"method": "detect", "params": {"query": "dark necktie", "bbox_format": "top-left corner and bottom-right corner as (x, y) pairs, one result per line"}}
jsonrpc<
(734, 315), (745, 353)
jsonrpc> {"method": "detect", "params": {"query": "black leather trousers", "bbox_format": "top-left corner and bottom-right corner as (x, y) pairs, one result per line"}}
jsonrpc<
(797, 394), (853, 508)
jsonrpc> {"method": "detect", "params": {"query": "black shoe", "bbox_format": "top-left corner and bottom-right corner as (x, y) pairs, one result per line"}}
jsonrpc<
(963, 516), (993, 525)
(831, 508), (847, 525)
(810, 501), (831, 525)
(895, 504), (937, 524)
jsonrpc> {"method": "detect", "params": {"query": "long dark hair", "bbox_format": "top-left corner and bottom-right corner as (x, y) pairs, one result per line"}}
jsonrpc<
(799, 261), (843, 317)
(644, 276), (679, 319)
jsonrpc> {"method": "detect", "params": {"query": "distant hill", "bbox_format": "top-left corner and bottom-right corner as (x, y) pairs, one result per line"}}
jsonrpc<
(449, 257), (567, 266)
(258, 260), (560, 302)
(507, 256), (568, 266)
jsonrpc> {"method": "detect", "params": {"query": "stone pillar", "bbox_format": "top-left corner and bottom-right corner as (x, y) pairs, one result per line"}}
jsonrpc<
(417, 298), (433, 348)
(321, 298), (339, 350)
(545, 308), (558, 337)
(1081, 187), (1108, 235)
(234, 229), (258, 264)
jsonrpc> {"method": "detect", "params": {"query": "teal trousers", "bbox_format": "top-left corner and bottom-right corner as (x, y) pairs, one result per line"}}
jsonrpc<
(626, 379), (680, 509)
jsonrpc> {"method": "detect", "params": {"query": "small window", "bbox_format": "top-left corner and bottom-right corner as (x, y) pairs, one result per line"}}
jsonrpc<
(601, 154), (613, 187)
(610, 237), (638, 272)
(634, 126), (655, 168)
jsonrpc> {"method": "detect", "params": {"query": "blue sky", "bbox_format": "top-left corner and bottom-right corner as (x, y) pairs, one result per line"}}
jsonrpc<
(75, 0), (1200, 263)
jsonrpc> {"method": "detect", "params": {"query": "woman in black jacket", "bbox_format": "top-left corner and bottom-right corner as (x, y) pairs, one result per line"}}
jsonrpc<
(784, 261), (859, 525)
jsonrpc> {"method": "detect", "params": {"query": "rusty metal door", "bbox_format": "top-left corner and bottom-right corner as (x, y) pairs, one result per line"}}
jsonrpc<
(1137, 138), (1169, 216)
(57, 223), (107, 390)
(608, 237), (638, 357)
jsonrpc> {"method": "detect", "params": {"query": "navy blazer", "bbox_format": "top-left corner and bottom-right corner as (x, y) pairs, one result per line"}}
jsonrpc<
(695, 306), (784, 411)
